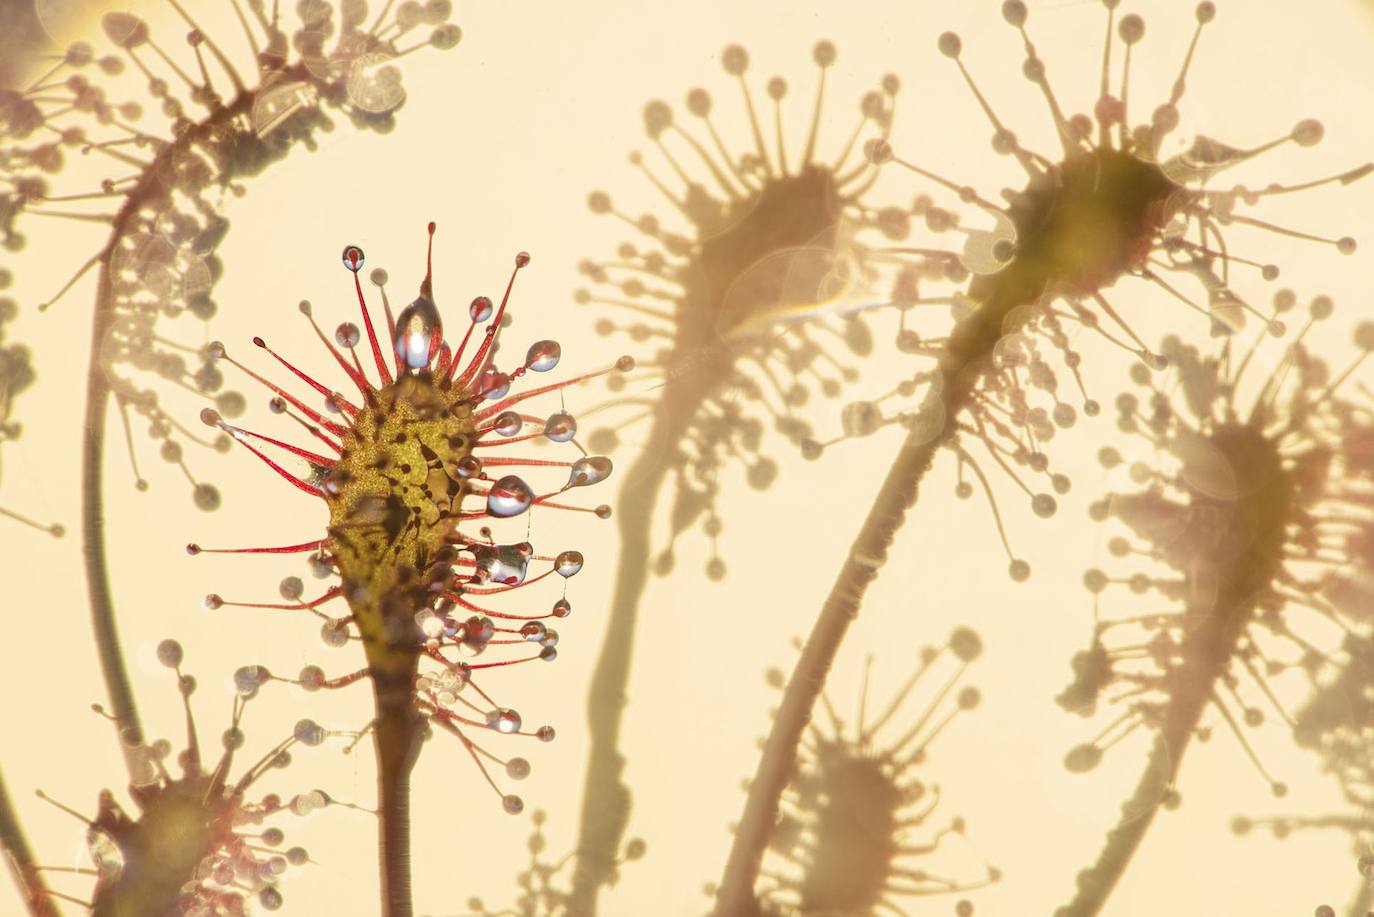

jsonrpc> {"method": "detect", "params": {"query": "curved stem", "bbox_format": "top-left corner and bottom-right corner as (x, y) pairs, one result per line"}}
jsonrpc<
(1054, 733), (1179, 916)
(0, 767), (61, 917)
(712, 417), (944, 916)
(82, 263), (143, 757)
(567, 417), (675, 915)
(73, 66), (316, 779)
(712, 268), (1033, 914)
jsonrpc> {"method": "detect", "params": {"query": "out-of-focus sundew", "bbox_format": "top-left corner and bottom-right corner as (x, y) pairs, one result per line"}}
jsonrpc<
(751, 631), (998, 915)
(1054, 308), (1373, 913)
(1, 2), (1372, 916)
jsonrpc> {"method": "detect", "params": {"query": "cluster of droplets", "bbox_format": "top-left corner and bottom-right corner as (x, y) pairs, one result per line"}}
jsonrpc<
(1057, 304), (1374, 803)
(578, 40), (921, 577)
(0, 268), (60, 535)
(194, 229), (628, 813)
(38, 639), (347, 916)
(748, 630), (998, 915)
(0, 0), (459, 508)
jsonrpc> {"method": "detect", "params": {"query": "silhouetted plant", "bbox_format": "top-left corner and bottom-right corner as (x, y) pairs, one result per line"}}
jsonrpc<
(1053, 309), (1373, 914)
(29, 638), (349, 916)
(0, 279), (60, 535)
(717, 3), (1369, 912)
(199, 226), (627, 915)
(750, 630), (998, 916)
(0, 0), (458, 776)
(570, 40), (923, 910)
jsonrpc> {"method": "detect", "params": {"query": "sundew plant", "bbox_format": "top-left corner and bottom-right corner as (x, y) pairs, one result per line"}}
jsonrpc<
(2, 1), (1373, 916)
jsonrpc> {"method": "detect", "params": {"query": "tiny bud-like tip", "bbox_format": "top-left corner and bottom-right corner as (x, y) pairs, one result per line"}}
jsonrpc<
(616, 355), (635, 372)
(298, 299), (312, 315)
(428, 221), (437, 234)
(515, 251), (531, 268)
(252, 336), (266, 348)
(199, 408), (221, 427)
(186, 543), (201, 555)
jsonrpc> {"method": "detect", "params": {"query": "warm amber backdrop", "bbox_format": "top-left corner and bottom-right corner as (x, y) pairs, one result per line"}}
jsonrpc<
(2, 1), (1373, 914)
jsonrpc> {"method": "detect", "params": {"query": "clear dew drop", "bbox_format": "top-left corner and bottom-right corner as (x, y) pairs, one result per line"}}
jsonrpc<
(478, 369), (511, 400)
(293, 719), (326, 747)
(279, 576), (304, 601)
(455, 455), (483, 479)
(520, 622), (547, 643)
(486, 475), (534, 518)
(393, 295), (443, 372)
(502, 794), (524, 815)
(555, 550), (584, 577)
(568, 456), (613, 488)
(492, 411), (523, 437)
(526, 340), (561, 372)
(1031, 493), (1057, 518)
(840, 401), (883, 438)
(234, 665), (270, 695)
(469, 295), (494, 322)
(320, 618), (350, 648)
(506, 757), (531, 780)
(552, 598), (572, 618)
(86, 827), (125, 880)
(335, 322), (360, 348)
(471, 542), (533, 586)
(341, 245), (365, 273)
(488, 707), (522, 734)
(544, 411), (577, 442)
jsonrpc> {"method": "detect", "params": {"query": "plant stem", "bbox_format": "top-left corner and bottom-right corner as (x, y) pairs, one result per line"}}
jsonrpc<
(711, 414), (944, 916)
(72, 68), (314, 780)
(567, 417), (675, 915)
(1054, 733), (1178, 917)
(0, 767), (60, 917)
(712, 264), (1040, 914)
(82, 263), (143, 757)
(372, 664), (422, 917)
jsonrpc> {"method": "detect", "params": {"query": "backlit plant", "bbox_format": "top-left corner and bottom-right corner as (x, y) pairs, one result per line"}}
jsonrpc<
(198, 225), (627, 915)
(717, 3), (1369, 912)
(1054, 309), (1373, 914)
(570, 40), (925, 909)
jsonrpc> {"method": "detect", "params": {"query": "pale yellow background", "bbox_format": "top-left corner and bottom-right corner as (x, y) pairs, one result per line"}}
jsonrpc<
(2, 1), (1373, 915)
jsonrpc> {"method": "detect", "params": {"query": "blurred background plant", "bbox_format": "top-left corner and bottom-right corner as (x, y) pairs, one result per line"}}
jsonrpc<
(1, 1), (1372, 915)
